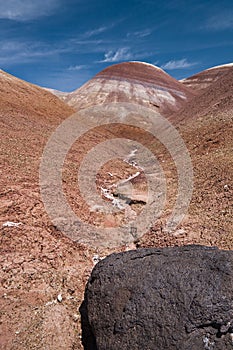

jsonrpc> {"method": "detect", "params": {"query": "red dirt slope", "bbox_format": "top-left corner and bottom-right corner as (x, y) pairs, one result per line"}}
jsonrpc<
(173, 65), (233, 123)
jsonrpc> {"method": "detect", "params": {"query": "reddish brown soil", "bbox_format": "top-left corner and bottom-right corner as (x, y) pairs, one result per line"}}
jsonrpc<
(174, 68), (233, 123)
(0, 70), (74, 120)
(0, 65), (232, 349)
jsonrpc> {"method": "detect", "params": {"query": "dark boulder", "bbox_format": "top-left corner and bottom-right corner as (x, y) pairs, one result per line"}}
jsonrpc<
(80, 245), (233, 350)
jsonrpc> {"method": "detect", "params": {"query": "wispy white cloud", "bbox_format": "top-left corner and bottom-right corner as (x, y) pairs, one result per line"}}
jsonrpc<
(204, 12), (233, 31)
(0, 37), (114, 67)
(0, 0), (59, 21)
(161, 58), (197, 70)
(99, 48), (133, 63)
(67, 64), (89, 71)
(71, 39), (106, 46)
(82, 26), (109, 38)
(81, 19), (124, 39)
(127, 29), (152, 38)
(0, 39), (68, 65)
(0, 35), (152, 69)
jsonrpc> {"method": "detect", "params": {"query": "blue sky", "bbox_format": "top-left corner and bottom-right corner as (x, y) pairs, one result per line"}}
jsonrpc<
(0, 0), (232, 91)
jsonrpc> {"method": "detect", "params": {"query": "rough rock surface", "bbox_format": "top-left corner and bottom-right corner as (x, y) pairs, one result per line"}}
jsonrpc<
(80, 245), (233, 350)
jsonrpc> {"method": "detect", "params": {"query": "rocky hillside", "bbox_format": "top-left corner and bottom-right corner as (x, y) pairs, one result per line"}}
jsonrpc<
(0, 69), (74, 120)
(0, 69), (74, 185)
(173, 64), (233, 122)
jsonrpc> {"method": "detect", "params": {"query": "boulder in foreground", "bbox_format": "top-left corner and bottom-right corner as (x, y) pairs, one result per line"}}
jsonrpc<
(80, 245), (233, 350)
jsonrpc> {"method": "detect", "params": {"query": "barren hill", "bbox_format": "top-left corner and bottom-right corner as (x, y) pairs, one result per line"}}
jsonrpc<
(180, 63), (233, 92)
(0, 69), (74, 184)
(173, 64), (233, 122)
(155, 66), (233, 254)
(0, 70), (89, 349)
(64, 61), (195, 116)
(0, 69), (73, 120)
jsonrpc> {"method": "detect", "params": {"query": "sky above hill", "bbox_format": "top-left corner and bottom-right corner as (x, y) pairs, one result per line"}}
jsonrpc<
(0, 0), (232, 91)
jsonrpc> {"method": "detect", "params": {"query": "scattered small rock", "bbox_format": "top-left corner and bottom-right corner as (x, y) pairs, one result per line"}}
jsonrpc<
(45, 299), (57, 306)
(92, 255), (101, 265)
(73, 314), (80, 322)
(2, 221), (22, 227)
(57, 294), (62, 303)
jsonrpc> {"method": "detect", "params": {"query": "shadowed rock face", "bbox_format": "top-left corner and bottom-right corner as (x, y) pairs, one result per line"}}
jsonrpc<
(80, 245), (233, 350)
(180, 63), (233, 92)
(64, 62), (195, 116)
